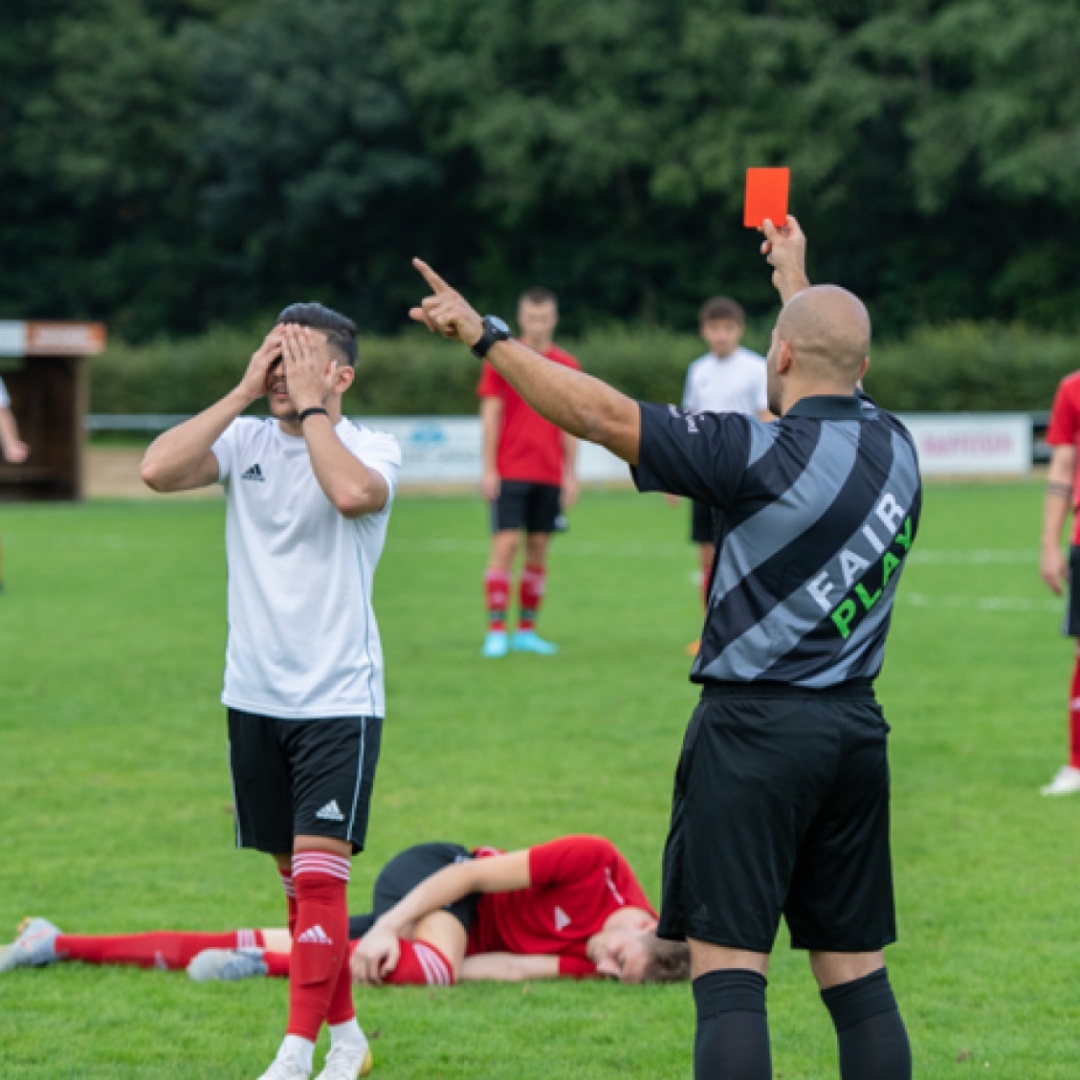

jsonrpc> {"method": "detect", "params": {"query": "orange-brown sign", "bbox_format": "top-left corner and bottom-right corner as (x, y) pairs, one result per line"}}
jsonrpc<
(25, 322), (107, 356)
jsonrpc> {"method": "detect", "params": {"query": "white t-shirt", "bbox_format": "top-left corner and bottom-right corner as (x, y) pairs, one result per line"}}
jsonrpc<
(681, 346), (768, 417)
(212, 417), (401, 721)
(0, 377), (9, 409)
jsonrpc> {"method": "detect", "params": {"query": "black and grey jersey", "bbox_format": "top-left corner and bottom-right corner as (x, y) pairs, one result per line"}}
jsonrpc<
(634, 392), (921, 688)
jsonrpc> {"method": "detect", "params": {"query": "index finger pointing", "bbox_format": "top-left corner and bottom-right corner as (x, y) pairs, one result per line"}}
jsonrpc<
(413, 257), (454, 294)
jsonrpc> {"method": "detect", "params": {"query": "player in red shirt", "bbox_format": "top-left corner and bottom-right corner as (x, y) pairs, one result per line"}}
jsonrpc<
(0, 837), (689, 987)
(1040, 371), (1080, 795)
(477, 288), (581, 657)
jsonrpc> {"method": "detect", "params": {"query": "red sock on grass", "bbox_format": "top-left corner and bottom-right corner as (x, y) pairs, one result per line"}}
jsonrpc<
(287, 852), (351, 1042)
(485, 569), (510, 631)
(55, 929), (265, 970)
(517, 564), (546, 631)
(1069, 648), (1080, 769)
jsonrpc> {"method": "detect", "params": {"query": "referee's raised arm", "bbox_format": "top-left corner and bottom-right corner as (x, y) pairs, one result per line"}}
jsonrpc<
(410, 258), (641, 465)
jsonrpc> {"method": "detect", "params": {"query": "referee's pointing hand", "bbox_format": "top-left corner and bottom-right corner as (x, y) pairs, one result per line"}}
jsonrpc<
(410, 258), (485, 349)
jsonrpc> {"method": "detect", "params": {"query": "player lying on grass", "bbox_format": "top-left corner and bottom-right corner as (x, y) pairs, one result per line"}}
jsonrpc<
(0, 835), (689, 986)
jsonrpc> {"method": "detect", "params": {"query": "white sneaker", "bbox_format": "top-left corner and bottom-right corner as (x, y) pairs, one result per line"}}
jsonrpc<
(0, 917), (62, 972)
(257, 1053), (311, 1080)
(188, 947), (268, 981)
(314, 1042), (373, 1079)
(1040, 765), (1080, 796)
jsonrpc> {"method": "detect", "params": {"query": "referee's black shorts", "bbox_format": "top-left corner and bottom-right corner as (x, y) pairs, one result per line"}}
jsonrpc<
(347, 842), (479, 940)
(658, 681), (896, 954)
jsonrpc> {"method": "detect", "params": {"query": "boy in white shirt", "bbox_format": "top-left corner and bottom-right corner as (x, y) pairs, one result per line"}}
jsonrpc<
(141, 304), (400, 1080)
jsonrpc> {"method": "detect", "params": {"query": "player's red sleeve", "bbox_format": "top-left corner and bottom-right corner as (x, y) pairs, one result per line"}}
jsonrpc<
(558, 955), (598, 979)
(477, 361), (506, 399)
(609, 850), (658, 918)
(1047, 376), (1080, 446)
(528, 835), (616, 889)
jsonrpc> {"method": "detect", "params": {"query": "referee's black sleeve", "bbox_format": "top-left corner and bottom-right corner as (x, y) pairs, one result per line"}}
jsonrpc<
(632, 401), (754, 508)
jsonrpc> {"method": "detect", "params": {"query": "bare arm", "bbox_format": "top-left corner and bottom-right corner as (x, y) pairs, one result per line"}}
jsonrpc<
(351, 850), (532, 985)
(461, 952), (561, 982)
(760, 215), (810, 304)
(560, 431), (579, 511)
(410, 260), (641, 465)
(1042, 444), (1076, 594)
(0, 406), (28, 463)
(480, 395), (503, 502)
(140, 329), (282, 492)
(281, 327), (389, 517)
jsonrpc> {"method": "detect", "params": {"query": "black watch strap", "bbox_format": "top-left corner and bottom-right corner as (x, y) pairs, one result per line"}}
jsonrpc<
(471, 315), (511, 359)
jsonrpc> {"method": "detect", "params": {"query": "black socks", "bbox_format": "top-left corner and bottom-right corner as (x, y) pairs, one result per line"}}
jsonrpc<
(692, 968), (771, 1079)
(821, 967), (912, 1080)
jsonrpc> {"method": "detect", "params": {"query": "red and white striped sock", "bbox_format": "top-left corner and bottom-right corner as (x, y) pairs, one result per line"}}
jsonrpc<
(383, 938), (456, 987)
(484, 568), (511, 631)
(517, 564), (546, 631)
(286, 851), (351, 1042)
(1069, 648), (1080, 769)
(54, 929), (265, 970)
(278, 865), (298, 940)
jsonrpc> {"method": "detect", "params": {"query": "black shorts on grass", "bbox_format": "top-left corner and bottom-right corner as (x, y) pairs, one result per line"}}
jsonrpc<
(491, 480), (563, 535)
(347, 842), (479, 940)
(1067, 547), (1080, 636)
(690, 499), (717, 544)
(228, 709), (382, 855)
(658, 681), (895, 954)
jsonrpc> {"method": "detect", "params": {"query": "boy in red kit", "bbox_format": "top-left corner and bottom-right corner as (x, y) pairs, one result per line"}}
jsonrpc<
(1, 837), (689, 987)
(1040, 370), (1080, 795)
(478, 288), (580, 657)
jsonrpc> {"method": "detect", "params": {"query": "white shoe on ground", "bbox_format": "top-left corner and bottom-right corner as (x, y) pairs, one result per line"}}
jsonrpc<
(187, 947), (268, 981)
(1041, 764), (1080, 795)
(0, 917), (62, 972)
(257, 1053), (311, 1080)
(315, 1042), (373, 1079)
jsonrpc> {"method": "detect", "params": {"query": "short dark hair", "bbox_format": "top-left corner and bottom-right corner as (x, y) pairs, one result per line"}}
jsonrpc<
(519, 286), (558, 308)
(642, 933), (691, 984)
(699, 296), (745, 327)
(276, 302), (358, 368)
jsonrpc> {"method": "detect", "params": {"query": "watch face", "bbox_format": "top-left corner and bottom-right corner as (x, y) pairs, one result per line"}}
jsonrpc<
(489, 316), (510, 336)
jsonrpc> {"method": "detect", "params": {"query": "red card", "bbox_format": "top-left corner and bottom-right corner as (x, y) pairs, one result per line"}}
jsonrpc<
(744, 168), (789, 228)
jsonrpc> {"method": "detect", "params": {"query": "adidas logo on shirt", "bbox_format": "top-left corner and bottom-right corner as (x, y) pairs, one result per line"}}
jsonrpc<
(297, 924), (333, 946)
(554, 906), (572, 931)
(241, 463), (265, 482)
(315, 799), (345, 822)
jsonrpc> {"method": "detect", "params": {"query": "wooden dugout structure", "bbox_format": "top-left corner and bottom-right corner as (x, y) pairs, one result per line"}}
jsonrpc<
(0, 321), (106, 502)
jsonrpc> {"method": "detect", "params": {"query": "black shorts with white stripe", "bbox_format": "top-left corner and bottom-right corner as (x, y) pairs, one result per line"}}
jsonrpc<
(227, 709), (383, 855)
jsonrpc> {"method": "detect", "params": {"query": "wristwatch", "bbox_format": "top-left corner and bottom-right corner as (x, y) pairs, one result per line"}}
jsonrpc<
(470, 315), (511, 359)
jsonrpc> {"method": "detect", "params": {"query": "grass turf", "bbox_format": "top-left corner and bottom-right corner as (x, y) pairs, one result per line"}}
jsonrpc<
(0, 481), (1078, 1077)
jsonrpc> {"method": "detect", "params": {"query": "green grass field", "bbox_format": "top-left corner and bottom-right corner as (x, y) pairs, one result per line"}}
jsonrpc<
(1, 481), (1078, 1078)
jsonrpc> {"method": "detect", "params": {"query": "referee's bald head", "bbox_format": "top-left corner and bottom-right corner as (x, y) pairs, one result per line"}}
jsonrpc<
(777, 285), (871, 386)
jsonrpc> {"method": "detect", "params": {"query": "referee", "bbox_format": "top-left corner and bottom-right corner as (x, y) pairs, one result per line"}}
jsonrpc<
(410, 216), (918, 1080)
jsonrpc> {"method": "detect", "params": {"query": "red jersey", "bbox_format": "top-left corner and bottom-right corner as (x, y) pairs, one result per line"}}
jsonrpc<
(477, 344), (582, 486)
(465, 835), (657, 979)
(1047, 371), (1080, 545)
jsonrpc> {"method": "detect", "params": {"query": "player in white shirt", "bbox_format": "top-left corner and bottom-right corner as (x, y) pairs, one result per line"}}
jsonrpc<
(678, 297), (770, 655)
(141, 303), (400, 1080)
(0, 375), (30, 593)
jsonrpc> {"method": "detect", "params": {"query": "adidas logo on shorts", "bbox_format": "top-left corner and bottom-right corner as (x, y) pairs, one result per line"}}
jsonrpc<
(315, 799), (345, 822)
(241, 464), (265, 482)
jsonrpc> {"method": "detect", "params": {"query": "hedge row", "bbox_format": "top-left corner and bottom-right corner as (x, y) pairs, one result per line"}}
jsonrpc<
(88, 322), (1080, 417)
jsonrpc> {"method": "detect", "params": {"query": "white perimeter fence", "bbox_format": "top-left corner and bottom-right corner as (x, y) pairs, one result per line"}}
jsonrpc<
(88, 413), (1044, 486)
